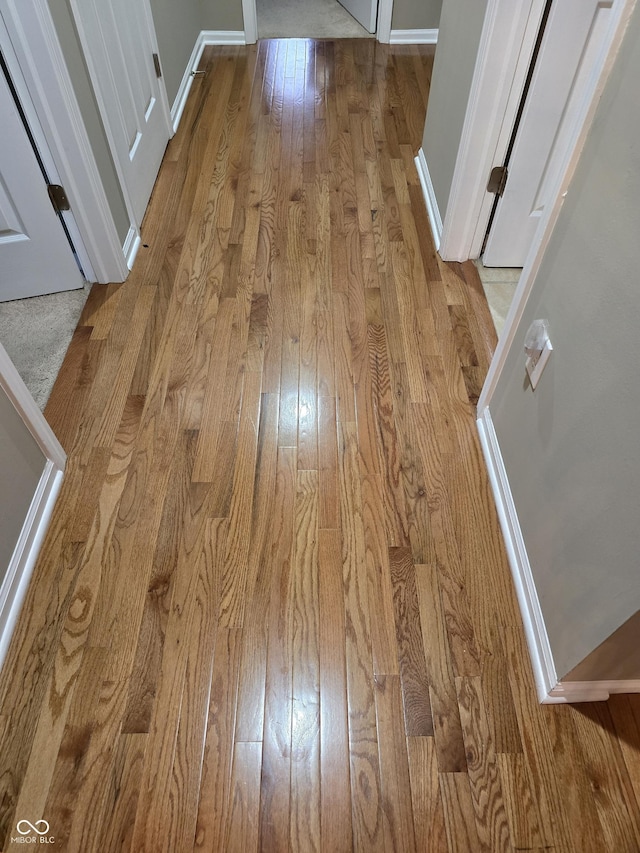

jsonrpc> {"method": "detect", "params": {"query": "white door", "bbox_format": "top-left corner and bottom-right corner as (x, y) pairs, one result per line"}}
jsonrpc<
(69, 0), (172, 225)
(483, 0), (615, 267)
(0, 64), (83, 302)
(338, 0), (378, 33)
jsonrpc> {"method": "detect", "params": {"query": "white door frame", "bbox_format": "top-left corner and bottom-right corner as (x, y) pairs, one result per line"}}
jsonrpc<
(67, 0), (173, 249)
(0, 0), (129, 283)
(438, 0), (547, 262)
(243, 0), (393, 42)
(440, 0), (636, 265)
(0, 342), (65, 670)
(477, 0), (637, 412)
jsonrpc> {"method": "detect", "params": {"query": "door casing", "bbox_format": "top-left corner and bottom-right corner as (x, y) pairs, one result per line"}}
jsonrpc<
(0, 0), (129, 283)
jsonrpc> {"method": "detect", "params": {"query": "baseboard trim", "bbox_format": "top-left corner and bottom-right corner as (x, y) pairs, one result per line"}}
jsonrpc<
(547, 679), (640, 703)
(390, 28), (438, 44)
(171, 34), (208, 133)
(124, 226), (141, 270)
(0, 461), (64, 672)
(171, 31), (247, 134)
(477, 407), (563, 704)
(414, 148), (443, 251)
(201, 30), (247, 46)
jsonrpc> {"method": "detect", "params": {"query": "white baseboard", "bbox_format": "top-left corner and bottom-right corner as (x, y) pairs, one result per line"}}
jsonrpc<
(477, 406), (640, 704)
(390, 28), (438, 44)
(477, 407), (560, 704)
(171, 35), (208, 133)
(414, 148), (443, 251)
(547, 679), (640, 703)
(201, 30), (247, 46)
(0, 461), (64, 672)
(124, 226), (141, 270)
(171, 31), (247, 135)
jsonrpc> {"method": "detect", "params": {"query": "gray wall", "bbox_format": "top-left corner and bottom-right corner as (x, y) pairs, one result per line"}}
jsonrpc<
(148, 0), (244, 105)
(421, 0), (488, 215)
(149, 0), (202, 106)
(392, 0), (442, 31)
(202, 0), (244, 34)
(47, 0), (130, 245)
(0, 388), (47, 582)
(489, 5), (640, 681)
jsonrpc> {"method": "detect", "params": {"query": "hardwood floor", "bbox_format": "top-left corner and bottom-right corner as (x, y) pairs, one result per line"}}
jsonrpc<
(1, 38), (640, 852)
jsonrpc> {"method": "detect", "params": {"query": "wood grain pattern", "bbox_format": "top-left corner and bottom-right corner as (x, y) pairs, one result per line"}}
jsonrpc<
(0, 39), (637, 853)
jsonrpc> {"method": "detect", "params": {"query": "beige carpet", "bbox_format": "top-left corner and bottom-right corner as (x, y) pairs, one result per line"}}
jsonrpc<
(257, 0), (371, 39)
(0, 284), (90, 410)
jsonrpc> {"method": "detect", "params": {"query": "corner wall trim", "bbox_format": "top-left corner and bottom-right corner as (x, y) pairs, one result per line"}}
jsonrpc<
(476, 406), (562, 704)
(171, 31), (247, 133)
(390, 29), (438, 44)
(171, 33), (208, 133)
(124, 226), (141, 270)
(414, 148), (442, 251)
(0, 340), (66, 676)
(200, 30), (247, 45)
(0, 461), (63, 672)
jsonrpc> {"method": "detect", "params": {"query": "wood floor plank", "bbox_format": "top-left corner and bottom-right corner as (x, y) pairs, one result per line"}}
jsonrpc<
(374, 674), (417, 852)
(338, 420), (385, 851)
(407, 737), (448, 852)
(193, 628), (242, 852)
(440, 772), (486, 853)
(258, 447), (296, 852)
(415, 563), (467, 773)
(290, 470), (321, 851)
(389, 547), (433, 737)
(455, 675), (512, 852)
(318, 529), (352, 853)
(225, 741), (262, 853)
(234, 393), (279, 743)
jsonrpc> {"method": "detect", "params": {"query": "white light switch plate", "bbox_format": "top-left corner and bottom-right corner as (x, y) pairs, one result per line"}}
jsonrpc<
(526, 338), (553, 390)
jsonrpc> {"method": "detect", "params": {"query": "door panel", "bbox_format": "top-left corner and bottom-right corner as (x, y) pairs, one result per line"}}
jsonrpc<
(337, 0), (378, 33)
(484, 0), (614, 267)
(70, 0), (171, 225)
(0, 65), (83, 302)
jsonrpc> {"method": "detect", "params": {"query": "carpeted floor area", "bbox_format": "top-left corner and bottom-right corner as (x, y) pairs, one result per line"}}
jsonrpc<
(257, 0), (371, 39)
(0, 284), (90, 410)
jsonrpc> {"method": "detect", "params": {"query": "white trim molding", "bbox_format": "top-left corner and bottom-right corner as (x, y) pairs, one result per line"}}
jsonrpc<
(201, 30), (247, 45)
(0, 460), (63, 672)
(477, 0), (637, 414)
(0, 343), (65, 672)
(0, 0), (128, 283)
(477, 406), (640, 704)
(242, 0), (258, 45)
(439, 0), (548, 261)
(171, 34), (208, 133)
(171, 31), (248, 135)
(390, 29), (438, 44)
(414, 148), (442, 251)
(476, 407), (561, 705)
(377, 0), (393, 43)
(124, 226), (142, 270)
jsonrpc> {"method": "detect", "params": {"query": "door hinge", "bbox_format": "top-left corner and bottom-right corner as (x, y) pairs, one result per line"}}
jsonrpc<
(487, 165), (508, 197)
(153, 53), (162, 79)
(47, 184), (70, 214)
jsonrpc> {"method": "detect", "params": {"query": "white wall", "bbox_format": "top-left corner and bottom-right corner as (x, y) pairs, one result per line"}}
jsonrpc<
(488, 5), (640, 681)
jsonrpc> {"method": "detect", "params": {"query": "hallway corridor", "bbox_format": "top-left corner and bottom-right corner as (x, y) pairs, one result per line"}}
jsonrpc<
(0, 39), (639, 852)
